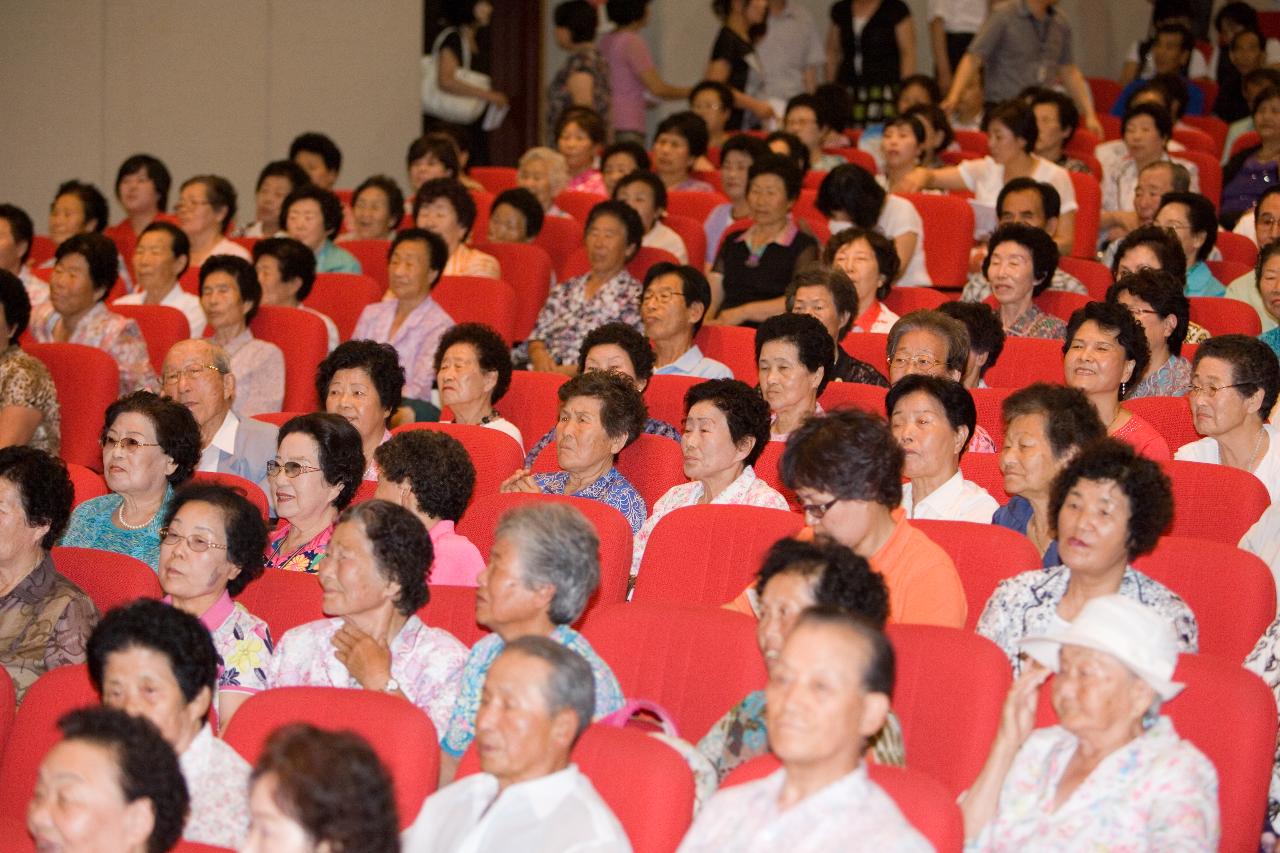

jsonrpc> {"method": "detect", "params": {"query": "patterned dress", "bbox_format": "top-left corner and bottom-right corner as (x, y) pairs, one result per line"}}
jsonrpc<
(0, 554), (97, 702)
(0, 345), (60, 455)
(264, 521), (333, 574)
(534, 467), (647, 534)
(547, 46), (611, 146)
(179, 724), (251, 848)
(527, 270), (643, 366)
(30, 300), (157, 396)
(61, 486), (174, 572)
(1245, 614), (1280, 837)
(180, 592), (273, 699)
(1129, 355), (1192, 398)
(1004, 303), (1067, 340)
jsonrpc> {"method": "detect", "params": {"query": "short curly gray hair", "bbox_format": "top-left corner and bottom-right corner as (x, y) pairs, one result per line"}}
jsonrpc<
(496, 502), (600, 625)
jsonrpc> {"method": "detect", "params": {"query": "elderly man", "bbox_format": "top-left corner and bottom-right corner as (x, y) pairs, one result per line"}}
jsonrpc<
(642, 263), (732, 379)
(1100, 160), (1191, 266)
(403, 636), (631, 853)
(115, 221), (205, 336)
(680, 608), (929, 851)
(161, 338), (277, 493)
(1227, 185), (1280, 334)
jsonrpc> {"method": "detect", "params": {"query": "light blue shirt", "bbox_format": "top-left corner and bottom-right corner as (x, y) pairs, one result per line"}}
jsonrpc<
(1184, 261), (1225, 298)
(654, 344), (733, 379)
(315, 240), (362, 275)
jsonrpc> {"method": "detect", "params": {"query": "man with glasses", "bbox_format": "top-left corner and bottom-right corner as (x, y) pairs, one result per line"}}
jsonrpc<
(1227, 185), (1280, 333)
(641, 263), (733, 379)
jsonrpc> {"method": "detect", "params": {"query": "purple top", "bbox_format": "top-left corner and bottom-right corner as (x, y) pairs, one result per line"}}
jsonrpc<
(600, 29), (654, 133)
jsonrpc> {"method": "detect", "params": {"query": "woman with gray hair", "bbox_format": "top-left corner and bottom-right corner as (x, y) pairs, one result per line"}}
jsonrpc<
(438, 501), (625, 781)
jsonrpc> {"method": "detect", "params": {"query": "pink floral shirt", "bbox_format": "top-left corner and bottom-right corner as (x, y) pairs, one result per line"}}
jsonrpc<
(30, 300), (157, 396)
(443, 244), (501, 280)
(173, 592), (273, 697)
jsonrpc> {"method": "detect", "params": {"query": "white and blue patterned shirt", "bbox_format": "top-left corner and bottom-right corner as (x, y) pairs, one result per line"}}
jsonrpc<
(534, 467), (647, 534)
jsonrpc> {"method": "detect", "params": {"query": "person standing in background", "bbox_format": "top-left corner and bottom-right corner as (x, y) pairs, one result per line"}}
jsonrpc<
(600, 0), (691, 144)
(708, 0), (776, 130)
(827, 0), (917, 126)
(756, 0), (825, 108)
(928, 0), (989, 93)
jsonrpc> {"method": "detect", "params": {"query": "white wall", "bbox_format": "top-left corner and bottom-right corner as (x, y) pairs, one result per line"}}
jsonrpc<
(0, 0), (420, 233)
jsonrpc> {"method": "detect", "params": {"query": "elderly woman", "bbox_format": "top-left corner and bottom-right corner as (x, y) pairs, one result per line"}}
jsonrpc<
(45, 180), (108, 254)
(267, 500), (468, 736)
(30, 233), (156, 395)
(700, 537), (901, 782)
(281, 185), (361, 275)
(199, 255), (285, 416)
(1107, 269), (1193, 397)
(502, 371), (648, 534)
(887, 374), (998, 523)
(526, 200), (644, 374)
(338, 175), (404, 244)
(1109, 225), (1211, 345)
(88, 599), (251, 848)
(902, 100), (1078, 252)
(265, 413), (364, 573)
(486, 187), (545, 244)
(785, 267), (887, 386)
(157, 482), (271, 726)
(691, 81), (735, 164)
(518, 147), (572, 217)
(652, 111), (716, 192)
(413, 177), (501, 279)
(1223, 86), (1280, 227)
(316, 340), (403, 481)
(556, 106), (608, 195)
(964, 595), (1218, 848)
(1154, 192), (1224, 297)
(1102, 103), (1195, 215)
(614, 169), (688, 264)
(711, 154), (819, 327)
(978, 439), (1197, 674)
(253, 237), (339, 352)
(435, 322), (523, 449)
(244, 724), (399, 853)
(983, 223), (1066, 340)
(1063, 301), (1170, 460)
(1175, 334), (1280, 503)
(1260, 240), (1280, 358)
(239, 160), (309, 239)
(994, 384), (1106, 567)
(0, 448), (94, 702)
(176, 174), (251, 268)
(756, 312), (832, 442)
(62, 391), (199, 569)
(0, 271), (59, 452)
(704, 134), (770, 265)
(374, 429), (484, 587)
(642, 263), (733, 380)
(823, 226), (903, 335)
(601, 139), (650, 196)
(631, 379), (788, 577)
(816, 163), (930, 288)
(439, 502), (624, 776)
(28, 707), (188, 853)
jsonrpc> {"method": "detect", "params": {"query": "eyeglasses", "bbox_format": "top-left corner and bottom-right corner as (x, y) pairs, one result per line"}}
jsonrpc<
(889, 354), (942, 372)
(1258, 214), (1280, 229)
(158, 528), (228, 552)
(1159, 222), (1192, 234)
(101, 436), (160, 453)
(801, 497), (840, 520)
(1124, 307), (1161, 320)
(266, 460), (324, 478)
(174, 199), (212, 212)
(161, 363), (224, 385)
(1188, 381), (1251, 398)
(641, 289), (683, 306)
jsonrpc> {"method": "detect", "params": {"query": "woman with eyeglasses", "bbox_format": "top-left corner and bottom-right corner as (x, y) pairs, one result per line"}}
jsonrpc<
(264, 413), (364, 574)
(157, 482), (271, 727)
(1106, 269), (1192, 398)
(62, 392), (200, 571)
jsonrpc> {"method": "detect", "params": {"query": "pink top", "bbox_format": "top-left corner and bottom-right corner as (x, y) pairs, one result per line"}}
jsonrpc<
(427, 520), (486, 587)
(566, 169), (607, 196)
(1115, 412), (1171, 461)
(599, 29), (654, 133)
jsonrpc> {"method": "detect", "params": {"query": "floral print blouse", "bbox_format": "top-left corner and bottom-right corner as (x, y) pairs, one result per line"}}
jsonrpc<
(534, 467), (647, 534)
(264, 521), (333, 574)
(528, 270), (643, 365)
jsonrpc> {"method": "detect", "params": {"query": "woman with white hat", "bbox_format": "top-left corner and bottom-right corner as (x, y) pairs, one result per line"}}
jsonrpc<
(962, 594), (1220, 849)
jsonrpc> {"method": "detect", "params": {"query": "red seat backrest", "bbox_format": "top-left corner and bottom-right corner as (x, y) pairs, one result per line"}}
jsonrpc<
(841, 331), (891, 377)
(1214, 229), (1259, 268)
(792, 190), (831, 242)
(495, 370), (566, 450)
(1066, 171), (1101, 259)
(0, 667), (15, 765)
(1030, 290), (1089, 322)
(1189, 291), (1261, 335)
(583, 602), (767, 741)
(643, 374), (702, 429)
(222, 687), (439, 830)
(533, 215), (583, 277)
(467, 190), (493, 245)
(1057, 256), (1113, 300)
(418, 584), (488, 648)
(190, 471), (270, 520)
(65, 463), (108, 508)
(662, 213), (707, 266)
(883, 287), (952, 315)
(431, 275), (519, 346)
(632, 505), (804, 606)
(391, 422), (524, 506)
(909, 521), (1040, 632)
(236, 567), (324, 640)
(553, 190), (607, 224)
(960, 451), (1010, 504)
(1181, 115), (1228, 157)
(1164, 459), (1270, 543)
(250, 410), (307, 429)
(469, 166), (518, 195)
(666, 189), (730, 224)
(305, 273), (384, 342)
(337, 240), (390, 288)
(823, 145), (879, 174)
(694, 325), (757, 383)
(1087, 76), (1124, 114)
(1177, 149), (1222, 212)
(953, 129), (987, 153)
(108, 303), (185, 375)
(614, 434), (686, 511)
(1172, 125), (1217, 156)
(818, 381), (887, 414)
(751, 441), (800, 512)
(898, 194), (974, 287)
(473, 241), (554, 341)
(28, 236), (56, 268)
(1124, 396), (1199, 455)
(983, 337), (1065, 388)
(248, 306), (329, 411)
(50, 547), (160, 614)
(28, 343), (119, 471)
(1230, 130), (1262, 160)
(970, 387), (1013, 452)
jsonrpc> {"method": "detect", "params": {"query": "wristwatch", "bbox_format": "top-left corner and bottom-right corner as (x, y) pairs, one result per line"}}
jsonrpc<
(384, 677), (400, 694)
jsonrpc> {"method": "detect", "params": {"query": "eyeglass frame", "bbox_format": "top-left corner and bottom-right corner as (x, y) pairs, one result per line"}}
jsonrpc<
(800, 496), (841, 520)
(158, 528), (228, 552)
(266, 459), (324, 479)
(161, 363), (227, 386)
(101, 436), (161, 453)
(1187, 381), (1254, 398)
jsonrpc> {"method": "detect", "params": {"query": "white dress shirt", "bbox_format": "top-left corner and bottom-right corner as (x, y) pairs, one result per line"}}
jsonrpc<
(901, 470), (999, 523)
(115, 282), (207, 337)
(198, 409), (240, 472)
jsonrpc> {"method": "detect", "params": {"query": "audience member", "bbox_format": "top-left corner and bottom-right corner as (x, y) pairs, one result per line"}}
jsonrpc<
(1112, 23), (1206, 117)
(316, 340), (402, 481)
(707, 0), (773, 130)
(1102, 103), (1199, 216)
(880, 114), (929, 191)
(435, 322), (523, 448)
(1259, 241), (1280, 357)
(642, 263), (733, 379)
(652, 112), (716, 192)
(281, 184), (361, 274)
(614, 169), (687, 263)
(253, 236), (338, 352)
(1107, 269), (1192, 397)
(1028, 88), (1090, 174)
(0, 271), (59, 452)
(766, 129), (811, 175)
(0, 204), (45, 309)
(199, 255), (285, 416)
(599, 0), (690, 143)
(517, 147), (572, 217)
(938, 301), (1006, 388)
(239, 160), (310, 239)
(1154, 191), (1224, 297)
(548, 2), (612, 148)
(339, 175), (404, 243)
(756, 312), (832, 442)
(414, 178), (501, 279)
(1222, 86), (1280, 227)
(1099, 159), (1190, 263)
(981, 223), (1066, 340)
(817, 164), (930, 287)
(1226, 185), (1280, 332)
(785, 263), (888, 386)
(177, 175), (251, 268)
(115, 221), (205, 336)
(690, 80), (736, 166)
(486, 187), (545, 244)
(784, 94), (846, 172)
(105, 154), (173, 270)
(407, 131), (465, 195)
(600, 138), (652, 196)
(45, 180), (109, 251)
(556, 107), (608, 195)
(704, 134), (771, 264)
(289, 132), (342, 190)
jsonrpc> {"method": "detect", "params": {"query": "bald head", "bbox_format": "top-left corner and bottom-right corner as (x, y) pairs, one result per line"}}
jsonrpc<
(161, 339), (234, 440)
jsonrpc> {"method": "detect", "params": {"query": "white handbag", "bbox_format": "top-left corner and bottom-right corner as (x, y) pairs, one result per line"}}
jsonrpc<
(421, 27), (490, 124)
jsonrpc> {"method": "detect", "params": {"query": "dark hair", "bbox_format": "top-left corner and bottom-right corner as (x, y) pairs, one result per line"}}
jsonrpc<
(1157, 191), (1217, 262)
(55, 707), (189, 853)
(289, 132), (342, 175)
(885, 373), (978, 458)
(162, 483), (268, 596)
(278, 413), (366, 509)
(579, 321), (656, 381)
(101, 391), (200, 485)
(53, 180), (108, 233)
(1244, 67), (1280, 95)
(1107, 268), (1190, 357)
(614, 169), (668, 215)
(1110, 223), (1187, 280)
(1217, 1), (1259, 32)
(389, 228), (449, 285)
(1063, 301), (1151, 400)
(556, 105), (607, 146)
(996, 176), (1062, 222)
(1123, 101), (1174, 141)
(374, 429), (475, 524)
(1049, 438), (1173, 559)
(1192, 334), (1280, 418)
(691, 79), (735, 113)
(281, 185), (345, 241)
(654, 111), (710, 158)
(406, 132), (461, 177)
(557, 370), (648, 449)
(1002, 382), (1105, 458)
(821, 227), (899, 297)
(337, 500), (431, 613)
(88, 599), (217, 707)
(316, 340), (404, 422)
(56, 232), (118, 296)
(115, 154), (172, 212)
(785, 92), (832, 130)
(138, 221), (191, 280)
(815, 164), (884, 228)
(781, 408), (903, 507)
(586, 200), (645, 253)
(982, 222), (1060, 296)
(902, 103), (955, 152)
(255, 159), (311, 193)
(719, 132), (772, 167)
(434, 322), (514, 404)
(252, 724), (398, 853)
(441, 0), (489, 25)
(765, 131), (811, 174)
(253, 236), (318, 301)
(0, 447), (72, 548)
(199, 254), (263, 324)
(755, 537), (889, 628)
(755, 312), (834, 395)
(984, 100), (1038, 151)
(1252, 85), (1280, 116)
(554, 0), (599, 42)
(749, 153), (803, 201)
(0, 204), (34, 265)
(0, 270), (32, 346)
(181, 175), (237, 231)
(1155, 20), (1195, 54)
(351, 176), (406, 234)
(794, 605), (895, 697)
(939, 302), (1006, 379)
(887, 310), (971, 376)
(1030, 89), (1079, 144)
(786, 264), (859, 338)
(898, 74), (943, 106)
(1141, 73), (1190, 120)
(643, 261), (713, 333)
(684, 377), (772, 466)
(884, 114), (927, 149)
(502, 636), (597, 742)
(601, 139), (651, 173)
(491, 187), (545, 239)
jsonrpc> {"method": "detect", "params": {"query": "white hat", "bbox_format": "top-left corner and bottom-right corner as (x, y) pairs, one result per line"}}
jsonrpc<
(1019, 595), (1185, 701)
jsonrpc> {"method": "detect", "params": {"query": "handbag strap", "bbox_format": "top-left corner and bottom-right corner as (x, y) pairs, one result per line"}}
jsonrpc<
(431, 26), (471, 70)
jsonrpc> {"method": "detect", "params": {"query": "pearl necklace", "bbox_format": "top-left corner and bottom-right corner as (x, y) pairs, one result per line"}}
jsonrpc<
(1242, 427), (1267, 472)
(116, 501), (157, 531)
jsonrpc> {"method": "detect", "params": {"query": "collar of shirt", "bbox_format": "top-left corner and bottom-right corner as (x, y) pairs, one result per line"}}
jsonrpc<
(659, 344), (708, 374)
(428, 518), (459, 546)
(208, 409), (240, 457)
(223, 327), (254, 354)
(852, 300), (885, 333)
(906, 470), (966, 517)
(163, 590), (235, 633)
(179, 723), (216, 773)
(734, 219), (800, 250)
(479, 765), (584, 822)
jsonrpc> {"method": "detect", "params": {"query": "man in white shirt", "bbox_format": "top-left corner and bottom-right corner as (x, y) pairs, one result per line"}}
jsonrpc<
(253, 236), (340, 352)
(679, 608), (930, 852)
(403, 637), (630, 853)
(161, 338), (277, 495)
(116, 222), (206, 336)
(642, 263), (733, 379)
